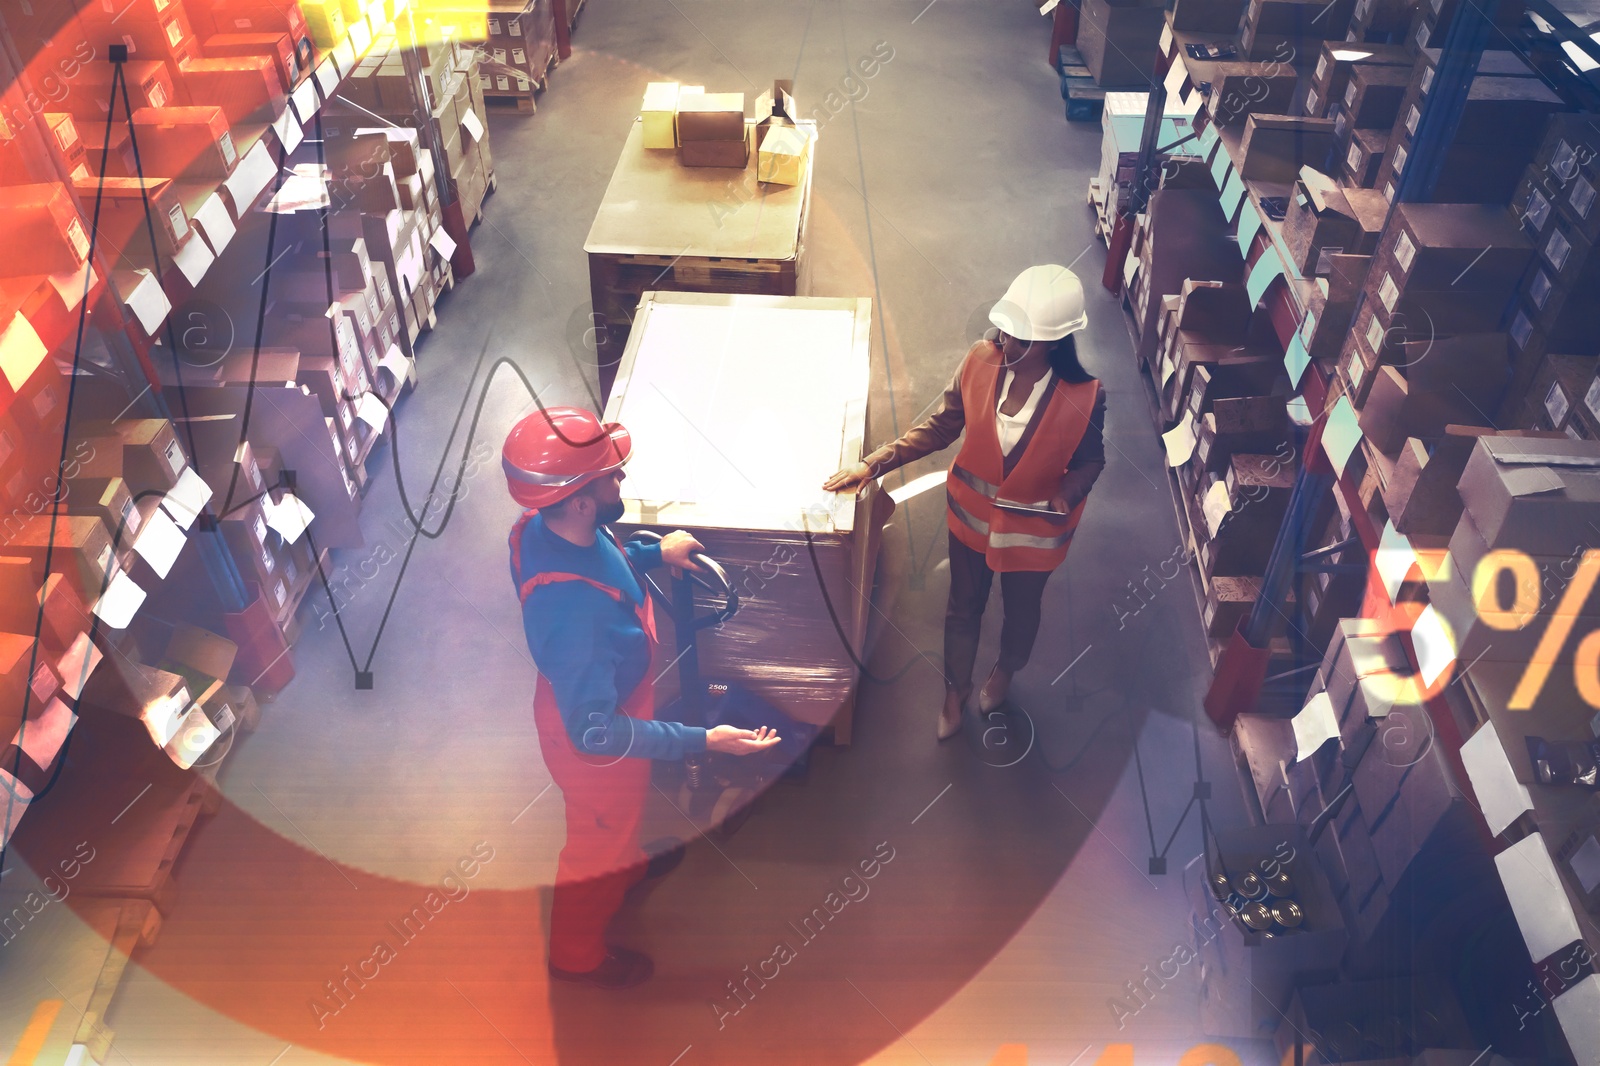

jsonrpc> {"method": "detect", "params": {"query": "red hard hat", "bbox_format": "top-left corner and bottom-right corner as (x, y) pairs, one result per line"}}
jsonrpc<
(501, 406), (632, 510)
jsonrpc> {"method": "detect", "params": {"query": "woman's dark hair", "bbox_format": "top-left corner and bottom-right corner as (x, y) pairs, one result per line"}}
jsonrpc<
(1048, 333), (1095, 383)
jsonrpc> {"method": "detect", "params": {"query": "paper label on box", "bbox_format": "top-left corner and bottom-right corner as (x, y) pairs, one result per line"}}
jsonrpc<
(1347, 354), (1365, 391)
(1315, 56), (1328, 80)
(253, 513), (268, 545)
(122, 495), (141, 536)
(1530, 269), (1553, 309)
(1405, 104), (1420, 136)
(1378, 272), (1399, 313)
(1420, 66), (1435, 95)
(1572, 176), (1596, 218)
(1392, 144), (1407, 176)
(1346, 142), (1362, 171)
(1394, 230), (1416, 273)
(1585, 375), (1600, 424)
(1546, 228), (1572, 271)
(487, 16), (500, 33)
(1306, 88), (1319, 115)
(512, 47), (526, 65)
(1511, 309), (1534, 349)
(1344, 81), (1358, 108)
(65, 216), (89, 261)
(164, 438), (186, 478)
(1547, 380), (1571, 427)
(1524, 188), (1550, 233)
(510, 19), (522, 35)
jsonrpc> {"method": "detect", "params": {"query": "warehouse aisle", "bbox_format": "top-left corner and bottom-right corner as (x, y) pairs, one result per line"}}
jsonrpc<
(58, 2), (1263, 1063)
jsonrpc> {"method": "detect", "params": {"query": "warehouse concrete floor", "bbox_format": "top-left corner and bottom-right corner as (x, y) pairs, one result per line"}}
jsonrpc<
(2, 1), (1272, 1063)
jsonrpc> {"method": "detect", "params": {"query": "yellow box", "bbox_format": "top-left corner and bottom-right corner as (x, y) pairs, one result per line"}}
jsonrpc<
(757, 124), (812, 186)
(641, 82), (681, 149)
(301, 0), (347, 48)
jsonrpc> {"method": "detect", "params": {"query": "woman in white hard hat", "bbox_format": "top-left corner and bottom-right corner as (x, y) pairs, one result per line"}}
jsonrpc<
(824, 265), (1106, 740)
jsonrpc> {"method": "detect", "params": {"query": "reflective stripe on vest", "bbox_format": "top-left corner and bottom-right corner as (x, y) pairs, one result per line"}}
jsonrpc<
(942, 341), (1098, 572)
(951, 463), (1052, 510)
(946, 492), (990, 536)
(989, 528), (1076, 551)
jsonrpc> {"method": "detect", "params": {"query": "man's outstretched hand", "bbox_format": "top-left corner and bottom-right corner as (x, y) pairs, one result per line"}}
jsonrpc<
(706, 725), (783, 755)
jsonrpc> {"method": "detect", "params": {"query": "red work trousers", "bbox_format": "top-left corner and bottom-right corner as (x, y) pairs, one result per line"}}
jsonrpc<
(534, 673), (653, 973)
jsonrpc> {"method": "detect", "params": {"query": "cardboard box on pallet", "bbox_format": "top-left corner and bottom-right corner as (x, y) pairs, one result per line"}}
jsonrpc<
(129, 106), (238, 180)
(202, 31), (301, 90)
(79, 5), (197, 66)
(1077, 0), (1165, 88)
(1335, 63), (1409, 133)
(1304, 41), (1410, 120)
(677, 93), (749, 168)
(1240, 115), (1336, 182)
(177, 56), (285, 123)
(0, 185), (90, 278)
(1381, 203), (1532, 292)
(7, 516), (116, 606)
(1456, 435), (1600, 558)
(1171, 0), (1247, 31)
(1282, 169), (1385, 275)
(1340, 127), (1386, 187)
(73, 420), (187, 496)
(1206, 63), (1300, 127)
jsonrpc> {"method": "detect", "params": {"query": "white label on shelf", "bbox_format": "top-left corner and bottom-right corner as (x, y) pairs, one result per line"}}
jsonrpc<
(1394, 230), (1416, 273)
(1547, 379), (1572, 427)
(1378, 272), (1400, 313)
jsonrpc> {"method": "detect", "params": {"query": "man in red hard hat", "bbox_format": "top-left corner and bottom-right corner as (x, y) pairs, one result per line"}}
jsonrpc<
(504, 406), (781, 990)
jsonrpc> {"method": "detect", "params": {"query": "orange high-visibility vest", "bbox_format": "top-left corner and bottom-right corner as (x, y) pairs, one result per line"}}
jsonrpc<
(945, 341), (1099, 573)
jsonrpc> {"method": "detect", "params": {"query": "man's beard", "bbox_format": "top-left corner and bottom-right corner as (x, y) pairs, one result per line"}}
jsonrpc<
(596, 499), (625, 526)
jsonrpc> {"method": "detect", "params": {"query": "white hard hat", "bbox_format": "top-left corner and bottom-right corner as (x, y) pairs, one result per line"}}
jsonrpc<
(988, 265), (1088, 342)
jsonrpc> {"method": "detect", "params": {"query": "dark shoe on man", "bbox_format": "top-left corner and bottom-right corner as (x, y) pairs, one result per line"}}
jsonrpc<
(549, 947), (654, 990)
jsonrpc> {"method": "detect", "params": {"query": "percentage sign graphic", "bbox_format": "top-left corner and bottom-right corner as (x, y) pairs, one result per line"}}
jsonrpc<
(1473, 549), (1600, 710)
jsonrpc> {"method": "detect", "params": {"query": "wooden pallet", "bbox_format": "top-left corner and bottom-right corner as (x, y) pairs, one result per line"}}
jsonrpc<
(484, 88), (536, 113)
(72, 899), (162, 1063)
(76, 778), (209, 916)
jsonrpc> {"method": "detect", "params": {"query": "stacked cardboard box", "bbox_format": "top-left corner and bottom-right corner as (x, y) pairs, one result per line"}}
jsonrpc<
(1342, 204), (1531, 404)
(1078, 0), (1166, 88)
(1238, 0), (1356, 61)
(1302, 41), (1410, 120)
(1372, 57), (1564, 204)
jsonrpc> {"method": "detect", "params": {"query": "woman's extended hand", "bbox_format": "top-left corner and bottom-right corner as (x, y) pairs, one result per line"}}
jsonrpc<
(822, 462), (876, 494)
